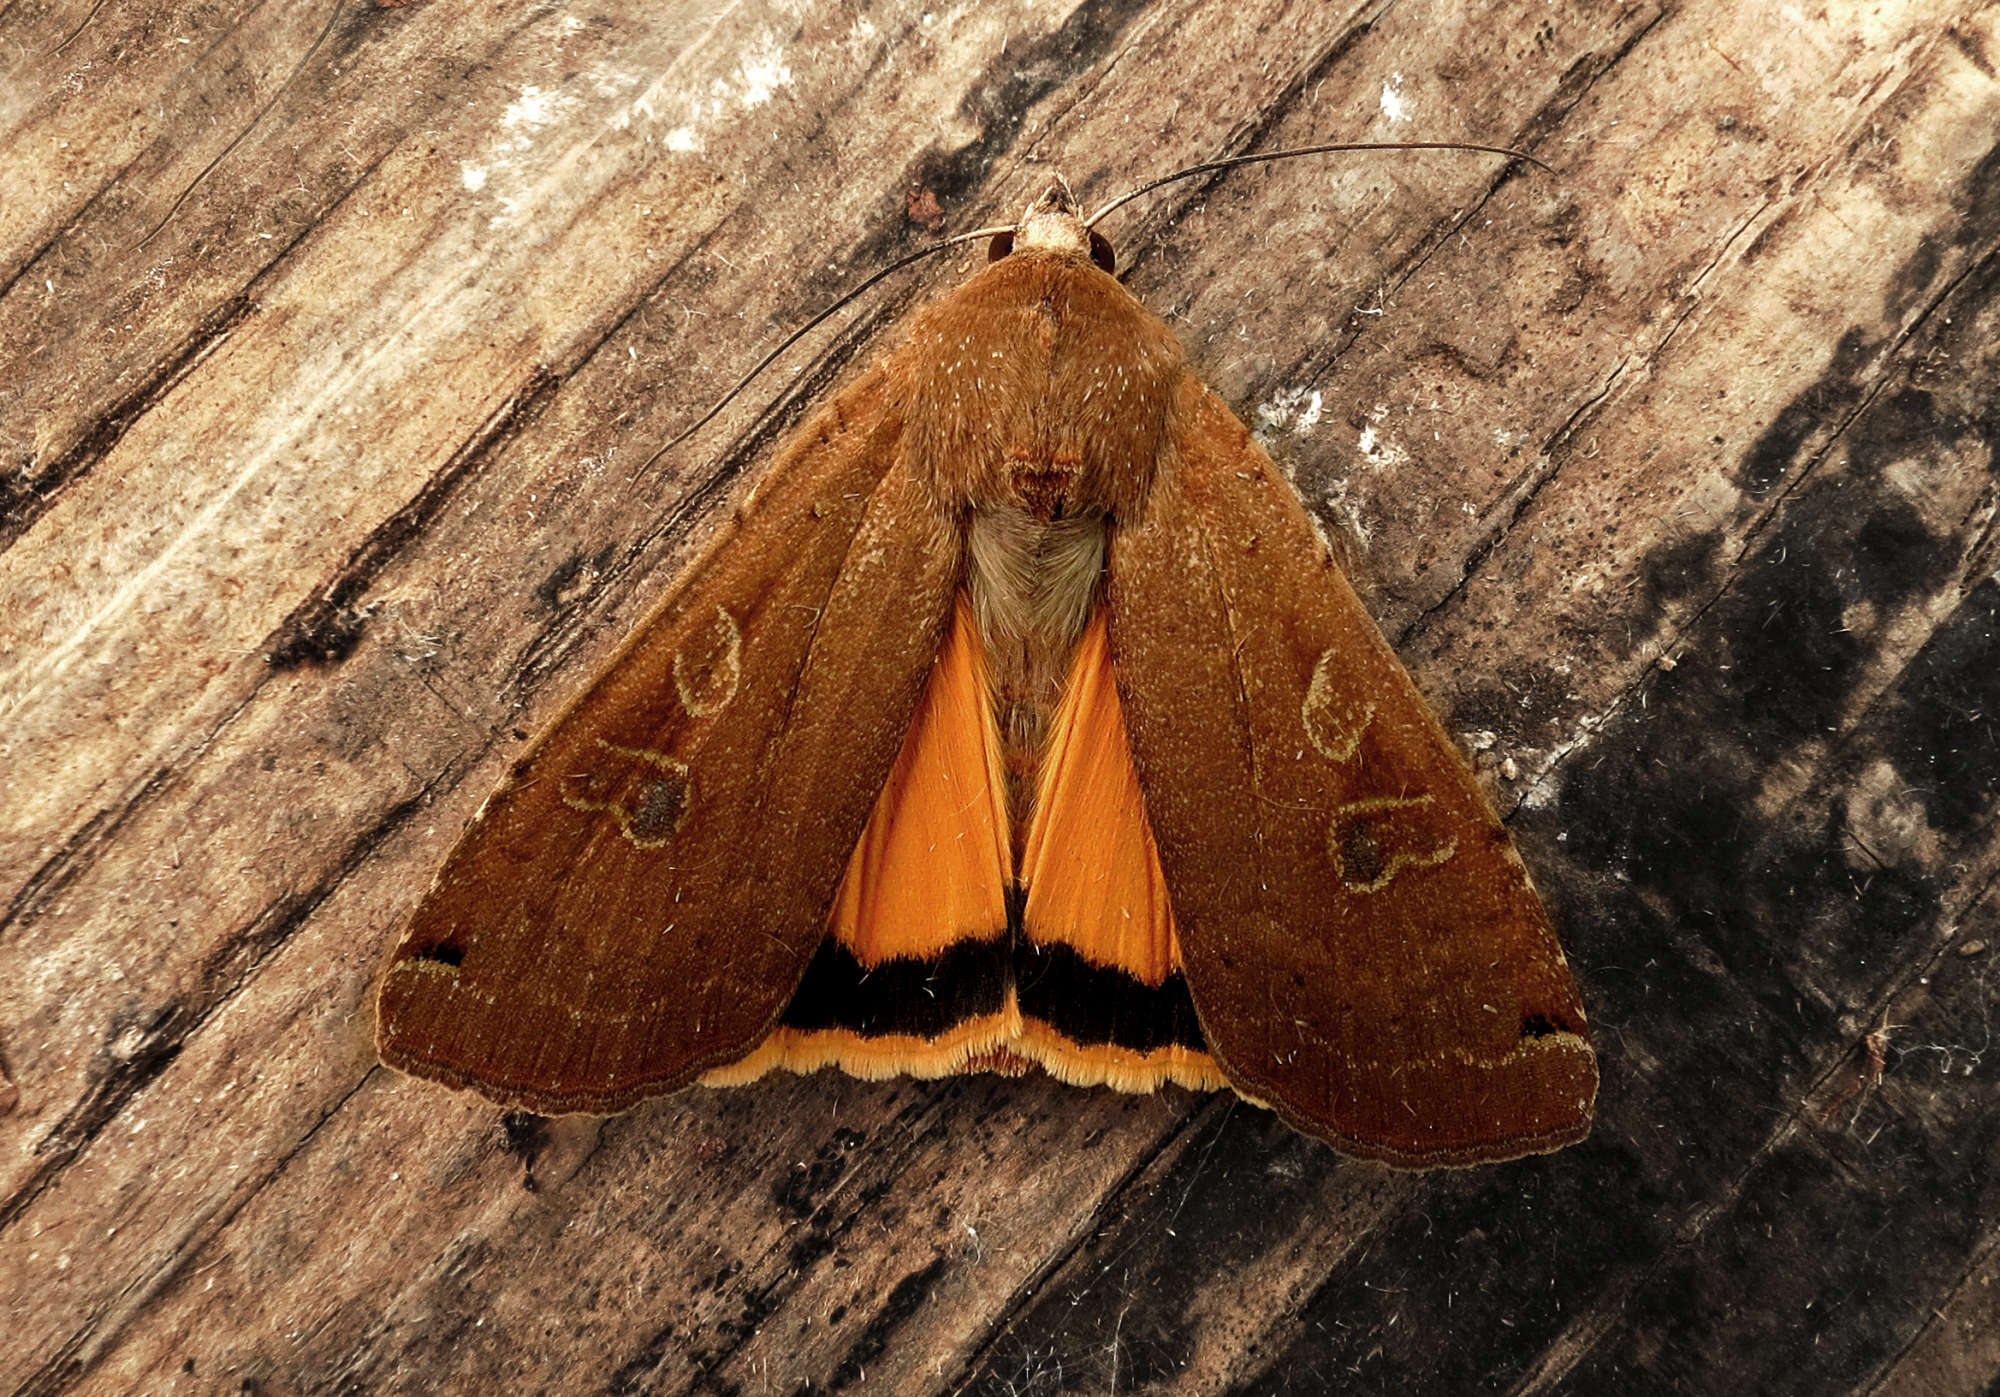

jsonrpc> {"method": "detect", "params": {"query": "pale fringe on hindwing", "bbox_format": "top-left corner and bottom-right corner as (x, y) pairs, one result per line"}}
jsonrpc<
(700, 988), (1226, 1093)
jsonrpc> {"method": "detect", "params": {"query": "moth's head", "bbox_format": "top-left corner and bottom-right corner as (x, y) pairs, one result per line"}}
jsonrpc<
(989, 174), (1116, 274)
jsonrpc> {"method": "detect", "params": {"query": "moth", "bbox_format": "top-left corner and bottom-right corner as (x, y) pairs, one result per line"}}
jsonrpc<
(377, 175), (1596, 1168)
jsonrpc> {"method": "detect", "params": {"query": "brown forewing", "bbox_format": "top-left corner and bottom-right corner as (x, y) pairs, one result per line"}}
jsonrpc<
(376, 365), (963, 1114)
(1107, 378), (1596, 1167)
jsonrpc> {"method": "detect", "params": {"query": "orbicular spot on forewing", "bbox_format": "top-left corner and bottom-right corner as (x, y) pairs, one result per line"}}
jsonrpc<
(674, 607), (744, 718)
(1301, 648), (1375, 765)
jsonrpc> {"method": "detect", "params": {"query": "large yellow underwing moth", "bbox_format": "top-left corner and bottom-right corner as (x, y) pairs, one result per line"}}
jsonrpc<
(377, 174), (1596, 1168)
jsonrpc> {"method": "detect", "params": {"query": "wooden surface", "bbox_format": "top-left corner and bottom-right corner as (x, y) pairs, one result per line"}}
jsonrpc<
(4, 0), (1997, 1391)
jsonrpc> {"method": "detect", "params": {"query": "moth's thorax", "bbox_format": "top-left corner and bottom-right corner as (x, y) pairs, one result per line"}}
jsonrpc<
(897, 250), (1184, 524)
(892, 240), (1182, 820)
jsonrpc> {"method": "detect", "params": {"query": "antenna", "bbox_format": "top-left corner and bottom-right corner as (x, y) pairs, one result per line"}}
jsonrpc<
(1086, 140), (1550, 229)
(655, 140), (1547, 460)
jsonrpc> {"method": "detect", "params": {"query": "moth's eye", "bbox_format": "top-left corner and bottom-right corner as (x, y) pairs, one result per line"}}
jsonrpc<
(1088, 229), (1116, 275)
(988, 231), (1015, 262)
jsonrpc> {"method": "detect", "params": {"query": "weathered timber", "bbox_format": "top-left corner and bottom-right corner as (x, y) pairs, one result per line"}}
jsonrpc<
(2, 0), (1997, 1393)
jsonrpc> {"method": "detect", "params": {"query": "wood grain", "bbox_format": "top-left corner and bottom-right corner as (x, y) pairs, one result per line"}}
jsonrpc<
(3, 0), (1996, 1392)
